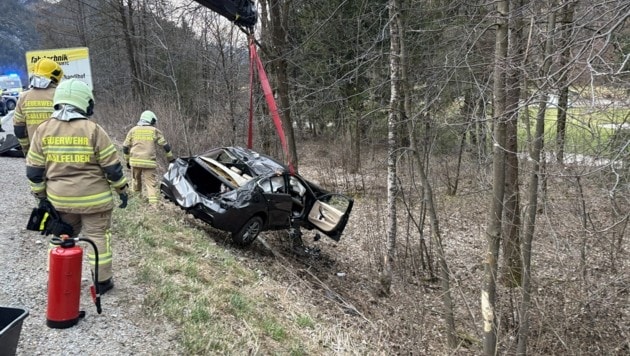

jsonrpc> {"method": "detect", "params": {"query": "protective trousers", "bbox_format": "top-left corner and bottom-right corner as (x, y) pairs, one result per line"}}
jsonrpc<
(132, 167), (159, 204)
(58, 210), (114, 282)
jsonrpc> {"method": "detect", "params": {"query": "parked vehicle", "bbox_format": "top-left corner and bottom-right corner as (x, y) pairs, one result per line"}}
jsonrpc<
(0, 97), (6, 116)
(0, 74), (22, 112)
(161, 146), (354, 246)
(0, 74), (23, 96)
(2, 95), (17, 111)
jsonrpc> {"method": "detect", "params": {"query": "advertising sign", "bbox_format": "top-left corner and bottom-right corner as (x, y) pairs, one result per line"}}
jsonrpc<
(25, 47), (93, 89)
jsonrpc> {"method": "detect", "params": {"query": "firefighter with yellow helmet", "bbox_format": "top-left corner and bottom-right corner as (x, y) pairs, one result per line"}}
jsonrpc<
(123, 110), (175, 204)
(14, 58), (64, 154)
(26, 79), (128, 294)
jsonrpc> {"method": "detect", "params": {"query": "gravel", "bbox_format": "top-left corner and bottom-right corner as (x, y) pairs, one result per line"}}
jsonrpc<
(0, 120), (181, 355)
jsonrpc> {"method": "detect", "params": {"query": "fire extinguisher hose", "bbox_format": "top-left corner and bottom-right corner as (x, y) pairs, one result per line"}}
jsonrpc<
(78, 237), (103, 315)
(51, 235), (102, 314)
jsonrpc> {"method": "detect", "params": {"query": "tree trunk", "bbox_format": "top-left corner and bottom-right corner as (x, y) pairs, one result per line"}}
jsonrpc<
(398, 4), (457, 347)
(269, 0), (299, 170)
(381, 0), (402, 297)
(349, 112), (361, 173)
(555, 0), (576, 165)
(483, 1), (508, 354)
(501, 0), (526, 289)
(517, 5), (557, 355)
(116, 0), (143, 103)
(74, 0), (88, 46)
(257, 0), (272, 154)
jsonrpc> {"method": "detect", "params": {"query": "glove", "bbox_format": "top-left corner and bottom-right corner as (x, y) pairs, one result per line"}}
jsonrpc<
(38, 197), (52, 210)
(118, 192), (128, 209)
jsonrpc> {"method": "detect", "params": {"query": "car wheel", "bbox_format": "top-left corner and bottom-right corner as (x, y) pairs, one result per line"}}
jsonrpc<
(232, 215), (263, 246)
(5, 100), (15, 111)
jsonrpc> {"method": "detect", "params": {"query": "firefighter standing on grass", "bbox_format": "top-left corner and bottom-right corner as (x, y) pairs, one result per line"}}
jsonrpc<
(123, 110), (175, 204)
(26, 79), (128, 294)
(14, 58), (63, 154)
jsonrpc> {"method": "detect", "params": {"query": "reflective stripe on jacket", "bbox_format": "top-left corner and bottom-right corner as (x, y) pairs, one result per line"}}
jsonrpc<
(26, 118), (128, 214)
(123, 125), (173, 168)
(13, 87), (56, 153)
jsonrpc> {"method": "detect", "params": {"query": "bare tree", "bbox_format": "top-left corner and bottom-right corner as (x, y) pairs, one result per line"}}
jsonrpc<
(554, 0), (576, 164)
(398, 0), (458, 347)
(517, 3), (557, 354)
(259, 0), (299, 170)
(501, 0), (527, 289)
(482, 0), (508, 354)
(380, 0), (401, 297)
(114, 0), (144, 102)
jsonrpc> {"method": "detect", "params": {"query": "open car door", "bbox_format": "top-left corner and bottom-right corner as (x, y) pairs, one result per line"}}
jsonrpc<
(306, 194), (354, 241)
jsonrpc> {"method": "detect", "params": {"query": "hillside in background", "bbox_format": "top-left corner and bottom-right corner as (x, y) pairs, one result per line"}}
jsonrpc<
(0, 0), (40, 82)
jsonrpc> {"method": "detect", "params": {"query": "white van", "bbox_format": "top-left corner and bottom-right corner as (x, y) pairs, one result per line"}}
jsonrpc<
(0, 74), (23, 96)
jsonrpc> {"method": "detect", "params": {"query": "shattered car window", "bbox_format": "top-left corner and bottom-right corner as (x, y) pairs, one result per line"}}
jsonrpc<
(258, 176), (285, 193)
(289, 176), (306, 197)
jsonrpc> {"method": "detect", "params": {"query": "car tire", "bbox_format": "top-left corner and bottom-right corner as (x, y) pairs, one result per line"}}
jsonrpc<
(232, 215), (263, 246)
(5, 99), (15, 111)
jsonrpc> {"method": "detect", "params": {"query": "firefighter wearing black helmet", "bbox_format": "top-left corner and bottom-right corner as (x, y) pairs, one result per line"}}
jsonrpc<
(26, 79), (128, 294)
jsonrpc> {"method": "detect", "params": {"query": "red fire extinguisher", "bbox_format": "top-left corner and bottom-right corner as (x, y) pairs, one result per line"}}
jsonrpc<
(46, 235), (103, 329)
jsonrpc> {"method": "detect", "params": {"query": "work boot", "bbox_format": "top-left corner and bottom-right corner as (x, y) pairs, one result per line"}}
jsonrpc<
(98, 278), (114, 295)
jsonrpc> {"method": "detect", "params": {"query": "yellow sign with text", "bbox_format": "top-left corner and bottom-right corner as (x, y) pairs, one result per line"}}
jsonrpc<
(25, 47), (93, 89)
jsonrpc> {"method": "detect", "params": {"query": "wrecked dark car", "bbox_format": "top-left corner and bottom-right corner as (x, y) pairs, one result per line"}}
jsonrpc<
(160, 146), (353, 247)
(0, 134), (25, 157)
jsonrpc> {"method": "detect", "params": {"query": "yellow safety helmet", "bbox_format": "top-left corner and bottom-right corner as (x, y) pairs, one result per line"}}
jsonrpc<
(33, 58), (64, 84)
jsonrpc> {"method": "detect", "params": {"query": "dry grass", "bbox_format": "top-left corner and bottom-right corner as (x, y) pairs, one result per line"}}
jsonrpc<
(99, 99), (628, 354)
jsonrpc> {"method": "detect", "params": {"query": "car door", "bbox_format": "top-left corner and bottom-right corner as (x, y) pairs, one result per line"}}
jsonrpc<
(306, 194), (354, 241)
(257, 175), (293, 229)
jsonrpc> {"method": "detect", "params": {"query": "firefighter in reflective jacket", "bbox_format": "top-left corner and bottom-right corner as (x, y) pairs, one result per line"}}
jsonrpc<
(123, 110), (175, 204)
(26, 79), (128, 294)
(14, 58), (64, 154)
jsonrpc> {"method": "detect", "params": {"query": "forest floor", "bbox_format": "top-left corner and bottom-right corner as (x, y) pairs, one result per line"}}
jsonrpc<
(230, 141), (630, 354)
(173, 139), (629, 354)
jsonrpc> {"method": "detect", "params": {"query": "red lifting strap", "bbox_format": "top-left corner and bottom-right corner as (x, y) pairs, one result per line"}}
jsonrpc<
(248, 37), (295, 174)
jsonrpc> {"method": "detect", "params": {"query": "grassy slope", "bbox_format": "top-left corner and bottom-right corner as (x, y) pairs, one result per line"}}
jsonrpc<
(114, 198), (375, 355)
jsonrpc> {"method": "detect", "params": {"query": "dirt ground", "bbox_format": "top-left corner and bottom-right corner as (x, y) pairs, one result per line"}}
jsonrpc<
(209, 141), (630, 355)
